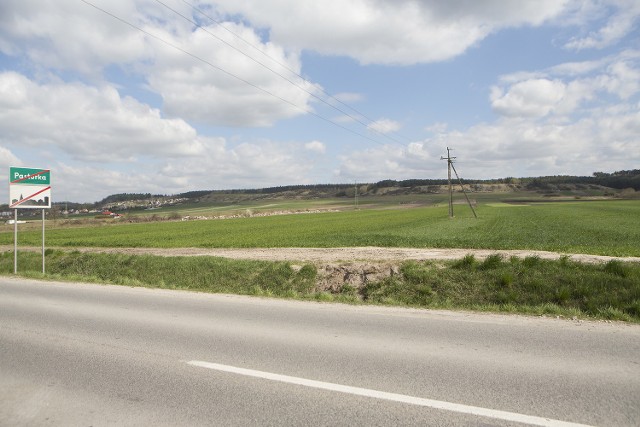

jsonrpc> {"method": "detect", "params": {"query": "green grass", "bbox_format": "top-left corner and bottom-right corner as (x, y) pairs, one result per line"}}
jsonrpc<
(1, 250), (316, 297)
(2, 200), (639, 256)
(3, 250), (639, 322)
(363, 255), (640, 321)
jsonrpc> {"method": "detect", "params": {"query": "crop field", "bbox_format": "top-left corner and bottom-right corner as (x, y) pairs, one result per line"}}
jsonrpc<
(2, 199), (639, 256)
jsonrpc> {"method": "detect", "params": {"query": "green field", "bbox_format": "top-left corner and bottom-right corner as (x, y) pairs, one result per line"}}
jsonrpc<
(2, 200), (639, 256)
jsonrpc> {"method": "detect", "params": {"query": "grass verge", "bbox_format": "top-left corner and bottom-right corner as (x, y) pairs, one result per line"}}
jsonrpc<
(363, 255), (640, 322)
(2, 250), (639, 322)
(1, 250), (316, 298)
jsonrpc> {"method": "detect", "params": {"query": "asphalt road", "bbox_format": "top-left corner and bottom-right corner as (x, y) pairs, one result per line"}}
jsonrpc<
(1, 277), (638, 426)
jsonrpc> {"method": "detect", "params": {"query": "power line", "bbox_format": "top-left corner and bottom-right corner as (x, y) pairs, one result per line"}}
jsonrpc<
(158, 0), (412, 146)
(80, 0), (394, 147)
(181, 0), (415, 145)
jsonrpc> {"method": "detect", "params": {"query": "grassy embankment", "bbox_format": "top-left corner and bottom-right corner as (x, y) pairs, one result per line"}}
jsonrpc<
(1, 250), (639, 322)
(1, 200), (639, 321)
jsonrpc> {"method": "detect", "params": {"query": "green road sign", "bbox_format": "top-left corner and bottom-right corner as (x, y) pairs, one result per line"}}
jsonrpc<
(10, 167), (51, 185)
(9, 167), (52, 209)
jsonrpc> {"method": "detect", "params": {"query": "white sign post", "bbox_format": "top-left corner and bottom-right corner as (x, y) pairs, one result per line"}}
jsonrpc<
(9, 167), (52, 274)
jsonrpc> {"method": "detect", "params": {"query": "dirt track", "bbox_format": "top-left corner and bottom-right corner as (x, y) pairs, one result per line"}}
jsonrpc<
(5, 245), (640, 264)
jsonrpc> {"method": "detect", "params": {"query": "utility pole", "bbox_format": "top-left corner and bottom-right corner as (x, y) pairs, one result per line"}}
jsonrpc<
(441, 147), (478, 219)
(354, 181), (359, 209)
(441, 147), (455, 218)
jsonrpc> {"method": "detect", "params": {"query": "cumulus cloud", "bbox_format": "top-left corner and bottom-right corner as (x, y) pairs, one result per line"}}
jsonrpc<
(210, 0), (572, 65)
(564, 0), (640, 50)
(492, 50), (640, 118)
(20, 138), (325, 203)
(491, 79), (567, 118)
(339, 51), (640, 181)
(0, 0), (319, 127)
(1, 0), (638, 203)
(157, 140), (319, 191)
(337, 141), (440, 182)
(338, 104), (640, 182)
(0, 69), (326, 201)
(147, 21), (318, 127)
(0, 0), (149, 75)
(0, 72), (205, 162)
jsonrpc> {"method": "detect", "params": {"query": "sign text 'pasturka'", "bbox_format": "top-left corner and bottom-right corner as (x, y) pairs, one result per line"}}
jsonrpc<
(9, 167), (52, 209)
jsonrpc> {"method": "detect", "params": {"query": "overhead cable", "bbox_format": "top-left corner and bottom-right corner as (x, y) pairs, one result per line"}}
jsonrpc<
(176, 0), (413, 146)
(80, 0), (394, 147)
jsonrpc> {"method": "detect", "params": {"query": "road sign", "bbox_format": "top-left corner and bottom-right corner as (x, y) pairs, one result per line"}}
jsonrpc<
(9, 167), (52, 209)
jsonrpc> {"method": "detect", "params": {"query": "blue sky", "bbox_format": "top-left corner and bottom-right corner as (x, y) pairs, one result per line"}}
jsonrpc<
(1, 0), (639, 203)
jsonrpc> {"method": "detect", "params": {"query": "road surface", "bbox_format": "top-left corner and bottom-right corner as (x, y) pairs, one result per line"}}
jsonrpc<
(1, 277), (639, 426)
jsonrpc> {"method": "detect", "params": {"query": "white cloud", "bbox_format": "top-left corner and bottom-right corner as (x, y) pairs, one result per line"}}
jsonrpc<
(208, 0), (574, 65)
(157, 140), (319, 191)
(338, 103), (640, 181)
(147, 21), (319, 127)
(564, 0), (640, 50)
(368, 118), (401, 134)
(0, 0), (638, 204)
(11, 137), (327, 203)
(491, 79), (567, 118)
(339, 51), (640, 181)
(0, 70), (328, 202)
(0, 0), (149, 75)
(0, 146), (21, 170)
(492, 50), (640, 118)
(337, 142), (442, 182)
(305, 140), (326, 154)
(600, 60), (640, 99)
(0, 72), (205, 162)
(0, 1), (319, 127)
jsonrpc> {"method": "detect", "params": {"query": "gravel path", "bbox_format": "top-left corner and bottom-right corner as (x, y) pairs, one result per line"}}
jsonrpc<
(4, 245), (640, 264)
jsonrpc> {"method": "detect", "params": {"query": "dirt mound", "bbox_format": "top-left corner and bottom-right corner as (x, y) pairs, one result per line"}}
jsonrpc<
(314, 263), (400, 293)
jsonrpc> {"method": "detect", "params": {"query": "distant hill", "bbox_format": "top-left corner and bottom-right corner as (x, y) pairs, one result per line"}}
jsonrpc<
(191, 170), (640, 203)
(1, 170), (638, 213)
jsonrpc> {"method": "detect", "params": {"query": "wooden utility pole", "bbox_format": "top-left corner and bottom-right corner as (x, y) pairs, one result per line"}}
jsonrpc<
(441, 147), (455, 218)
(441, 147), (478, 219)
(354, 182), (359, 209)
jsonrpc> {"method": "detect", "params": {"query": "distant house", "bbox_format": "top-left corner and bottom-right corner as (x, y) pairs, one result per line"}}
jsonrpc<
(100, 210), (122, 218)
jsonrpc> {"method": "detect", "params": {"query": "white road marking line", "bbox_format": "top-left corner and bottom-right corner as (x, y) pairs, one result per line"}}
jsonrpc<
(187, 360), (593, 427)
